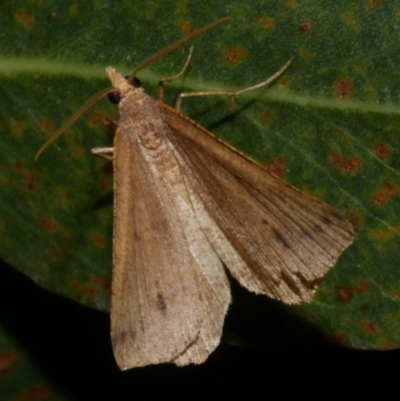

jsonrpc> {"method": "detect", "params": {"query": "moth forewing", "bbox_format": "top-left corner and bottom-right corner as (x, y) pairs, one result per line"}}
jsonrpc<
(107, 68), (231, 369)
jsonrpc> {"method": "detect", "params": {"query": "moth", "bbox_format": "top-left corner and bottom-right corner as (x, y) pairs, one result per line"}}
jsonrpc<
(36, 18), (355, 369)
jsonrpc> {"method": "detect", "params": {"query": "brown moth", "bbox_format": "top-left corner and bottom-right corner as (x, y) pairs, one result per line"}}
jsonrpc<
(36, 18), (355, 369)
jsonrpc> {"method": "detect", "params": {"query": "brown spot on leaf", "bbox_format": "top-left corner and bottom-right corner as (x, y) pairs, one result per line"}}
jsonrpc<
(97, 162), (113, 194)
(329, 152), (360, 174)
(298, 20), (312, 34)
(14, 384), (52, 401)
(257, 16), (275, 30)
(47, 248), (60, 259)
(329, 331), (348, 347)
(368, 225), (399, 243)
(83, 286), (95, 298)
(360, 320), (379, 335)
(180, 22), (195, 35)
(368, 0), (380, 9)
(334, 78), (352, 99)
(373, 142), (390, 159)
(14, 8), (34, 30)
(283, 0), (294, 6)
(0, 352), (18, 375)
(397, 9), (400, 21)
(373, 181), (398, 206)
(263, 156), (286, 178)
(259, 111), (274, 126)
(38, 118), (54, 133)
(88, 111), (110, 127)
(26, 170), (35, 190)
(300, 48), (314, 62)
(335, 281), (370, 303)
(342, 11), (355, 24)
(356, 281), (370, 294)
(37, 214), (59, 234)
(224, 46), (248, 66)
(381, 340), (397, 350)
(307, 312), (317, 323)
(89, 233), (106, 248)
(69, 279), (80, 290)
(99, 161), (113, 176)
(11, 122), (23, 137)
(335, 285), (355, 303)
(92, 275), (110, 290)
(13, 160), (22, 171)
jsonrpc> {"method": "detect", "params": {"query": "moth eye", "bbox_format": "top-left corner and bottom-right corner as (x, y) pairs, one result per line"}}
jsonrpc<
(108, 91), (121, 104)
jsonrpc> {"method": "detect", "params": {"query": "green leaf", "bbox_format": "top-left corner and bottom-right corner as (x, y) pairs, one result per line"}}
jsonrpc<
(1, 1), (400, 378)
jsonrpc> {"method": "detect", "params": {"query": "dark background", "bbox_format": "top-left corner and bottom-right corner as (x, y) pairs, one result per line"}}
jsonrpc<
(0, 260), (396, 400)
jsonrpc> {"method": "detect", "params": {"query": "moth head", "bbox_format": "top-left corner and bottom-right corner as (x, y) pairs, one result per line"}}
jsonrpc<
(105, 67), (142, 105)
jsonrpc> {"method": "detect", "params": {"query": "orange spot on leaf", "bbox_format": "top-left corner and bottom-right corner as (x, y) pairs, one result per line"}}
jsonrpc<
(356, 281), (370, 295)
(283, 0), (294, 6)
(224, 46), (248, 66)
(329, 331), (348, 347)
(83, 286), (95, 298)
(335, 281), (370, 303)
(335, 285), (355, 303)
(69, 279), (80, 290)
(180, 22), (195, 35)
(89, 233), (106, 248)
(368, 225), (400, 243)
(335, 78), (352, 99)
(329, 152), (360, 174)
(259, 111), (274, 126)
(368, 0), (380, 9)
(307, 312), (317, 323)
(88, 111), (110, 127)
(14, 384), (52, 401)
(342, 12), (355, 23)
(47, 248), (60, 259)
(360, 320), (379, 335)
(381, 340), (398, 350)
(93, 275), (110, 290)
(13, 160), (22, 171)
(263, 156), (286, 178)
(373, 142), (390, 159)
(26, 170), (35, 191)
(37, 214), (59, 234)
(38, 118), (54, 133)
(14, 8), (34, 30)
(300, 48), (314, 62)
(373, 181), (398, 206)
(257, 16), (275, 30)
(0, 352), (18, 375)
(11, 122), (23, 137)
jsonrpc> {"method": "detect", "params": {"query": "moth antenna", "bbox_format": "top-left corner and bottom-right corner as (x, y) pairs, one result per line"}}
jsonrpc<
(128, 17), (231, 82)
(35, 87), (113, 160)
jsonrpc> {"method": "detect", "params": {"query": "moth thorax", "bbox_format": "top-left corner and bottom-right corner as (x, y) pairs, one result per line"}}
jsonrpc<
(138, 122), (165, 150)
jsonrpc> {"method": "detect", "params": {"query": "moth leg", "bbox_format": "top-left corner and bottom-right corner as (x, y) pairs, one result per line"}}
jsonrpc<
(91, 147), (114, 161)
(174, 58), (293, 111)
(157, 46), (194, 101)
